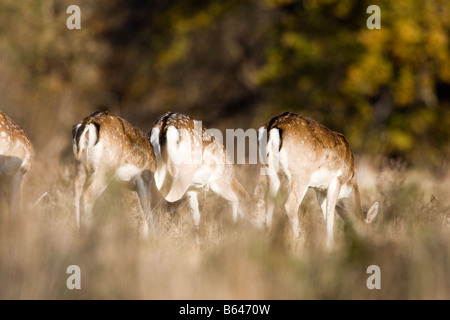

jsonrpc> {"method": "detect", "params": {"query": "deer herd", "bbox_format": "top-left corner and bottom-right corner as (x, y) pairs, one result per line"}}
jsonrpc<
(0, 109), (378, 249)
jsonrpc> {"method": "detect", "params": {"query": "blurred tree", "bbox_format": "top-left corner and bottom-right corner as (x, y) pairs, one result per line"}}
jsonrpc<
(0, 0), (107, 156)
(256, 0), (450, 167)
(0, 0), (449, 167)
(95, 0), (268, 129)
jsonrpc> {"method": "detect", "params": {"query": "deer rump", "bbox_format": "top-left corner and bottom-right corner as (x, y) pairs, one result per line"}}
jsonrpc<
(150, 123), (208, 203)
(72, 121), (110, 178)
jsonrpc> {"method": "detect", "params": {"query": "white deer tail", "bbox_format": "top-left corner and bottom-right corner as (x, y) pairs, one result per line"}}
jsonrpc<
(166, 126), (181, 169)
(266, 128), (281, 171)
(73, 123), (99, 160)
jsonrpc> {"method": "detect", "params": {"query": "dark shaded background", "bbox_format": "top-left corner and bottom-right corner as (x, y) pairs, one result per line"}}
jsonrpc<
(1, 0), (449, 169)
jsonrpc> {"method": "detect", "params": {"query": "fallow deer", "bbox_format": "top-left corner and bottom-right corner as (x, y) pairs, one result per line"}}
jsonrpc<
(72, 111), (156, 235)
(258, 112), (378, 248)
(149, 112), (264, 243)
(0, 110), (32, 216)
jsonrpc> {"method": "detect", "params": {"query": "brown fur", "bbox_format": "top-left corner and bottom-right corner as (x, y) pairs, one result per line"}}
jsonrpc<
(259, 112), (378, 248)
(74, 111), (155, 172)
(73, 111), (156, 234)
(261, 112), (356, 188)
(0, 110), (33, 216)
(150, 112), (261, 242)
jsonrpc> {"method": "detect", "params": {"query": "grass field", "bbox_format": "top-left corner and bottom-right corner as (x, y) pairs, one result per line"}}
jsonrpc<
(0, 152), (449, 300)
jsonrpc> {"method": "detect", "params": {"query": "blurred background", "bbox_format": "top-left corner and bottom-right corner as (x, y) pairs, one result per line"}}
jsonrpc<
(0, 0), (449, 169)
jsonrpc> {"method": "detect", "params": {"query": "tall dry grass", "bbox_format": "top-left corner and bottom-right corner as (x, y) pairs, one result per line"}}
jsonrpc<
(1, 151), (449, 300)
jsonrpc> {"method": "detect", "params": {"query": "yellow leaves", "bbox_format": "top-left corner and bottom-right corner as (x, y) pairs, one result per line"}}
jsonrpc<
(393, 68), (415, 107)
(395, 20), (421, 45)
(345, 0), (450, 108)
(255, 50), (282, 85)
(389, 129), (413, 152)
(426, 28), (450, 82)
(440, 62), (450, 83)
(159, 2), (228, 70)
(333, 0), (353, 19)
(281, 32), (321, 59)
(358, 28), (389, 52)
(391, 20), (423, 63)
(281, 31), (305, 48)
(174, 11), (212, 33)
(427, 29), (447, 58)
(384, 106), (438, 156)
(345, 53), (392, 96)
(256, 31), (323, 85)
(410, 108), (435, 135)
(173, 2), (224, 33)
(264, 0), (296, 9)
(156, 35), (189, 70)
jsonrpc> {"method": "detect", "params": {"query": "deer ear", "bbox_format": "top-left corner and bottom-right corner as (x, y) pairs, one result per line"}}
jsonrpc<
(254, 184), (265, 199)
(365, 202), (379, 224)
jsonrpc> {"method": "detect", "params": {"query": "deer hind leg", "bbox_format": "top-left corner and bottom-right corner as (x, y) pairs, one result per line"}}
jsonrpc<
(265, 168), (281, 229)
(315, 190), (328, 222)
(210, 177), (241, 223)
(135, 171), (154, 237)
(284, 178), (309, 241)
(74, 163), (86, 229)
(80, 169), (109, 231)
(0, 157), (22, 216)
(0, 179), (6, 215)
(0, 174), (12, 216)
(317, 189), (347, 234)
(186, 190), (200, 245)
(325, 178), (342, 249)
(9, 170), (25, 216)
